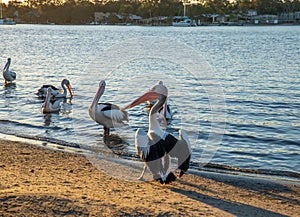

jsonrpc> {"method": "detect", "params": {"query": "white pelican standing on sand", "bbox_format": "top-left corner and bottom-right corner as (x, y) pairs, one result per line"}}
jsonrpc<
(37, 78), (73, 98)
(3, 58), (16, 84)
(89, 80), (128, 136)
(42, 87), (61, 113)
(123, 81), (191, 184)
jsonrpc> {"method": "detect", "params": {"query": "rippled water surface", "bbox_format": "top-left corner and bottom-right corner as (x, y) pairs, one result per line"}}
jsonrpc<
(0, 24), (299, 177)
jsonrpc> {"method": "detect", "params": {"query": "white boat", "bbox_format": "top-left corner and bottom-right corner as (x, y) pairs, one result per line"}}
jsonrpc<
(0, 18), (16, 25)
(172, 16), (196, 27)
(0, 4), (16, 25)
(172, 2), (196, 27)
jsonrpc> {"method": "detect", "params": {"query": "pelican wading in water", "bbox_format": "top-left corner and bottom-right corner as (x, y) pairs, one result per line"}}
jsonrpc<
(123, 81), (191, 184)
(3, 58), (16, 84)
(42, 87), (61, 113)
(37, 78), (73, 99)
(89, 80), (128, 136)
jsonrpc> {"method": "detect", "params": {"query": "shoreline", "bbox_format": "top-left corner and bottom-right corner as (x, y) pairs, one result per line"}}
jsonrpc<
(1, 132), (299, 182)
(0, 139), (299, 216)
(9, 22), (300, 26)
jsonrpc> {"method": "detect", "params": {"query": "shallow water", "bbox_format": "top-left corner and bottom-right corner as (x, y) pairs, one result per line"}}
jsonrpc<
(0, 24), (299, 178)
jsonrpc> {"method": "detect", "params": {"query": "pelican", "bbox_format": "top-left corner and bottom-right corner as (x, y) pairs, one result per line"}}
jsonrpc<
(3, 58), (16, 84)
(37, 78), (73, 98)
(42, 87), (61, 113)
(124, 81), (191, 184)
(89, 80), (128, 136)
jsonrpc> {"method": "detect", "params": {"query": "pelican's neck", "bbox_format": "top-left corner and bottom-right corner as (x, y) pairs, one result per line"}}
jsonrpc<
(91, 86), (104, 109)
(148, 94), (166, 135)
(3, 60), (10, 73)
(150, 94), (166, 115)
(61, 81), (67, 96)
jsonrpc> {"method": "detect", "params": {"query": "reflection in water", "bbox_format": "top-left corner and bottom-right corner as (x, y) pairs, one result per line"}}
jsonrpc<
(103, 134), (130, 151)
(2, 83), (17, 109)
(3, 82), (16, 94)
(43, 114), (52, 126)
(60, 98), (73, 115)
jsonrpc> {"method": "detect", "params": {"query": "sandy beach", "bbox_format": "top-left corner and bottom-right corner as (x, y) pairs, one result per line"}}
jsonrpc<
(0, 139), (299, 216)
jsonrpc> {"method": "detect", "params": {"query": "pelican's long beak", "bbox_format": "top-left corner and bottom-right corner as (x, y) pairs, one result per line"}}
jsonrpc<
(67, 84), (73, 98)
(123, 91), (159, 110)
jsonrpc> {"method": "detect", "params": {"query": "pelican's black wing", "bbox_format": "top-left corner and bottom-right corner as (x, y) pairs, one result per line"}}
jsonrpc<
(40, 85), (58, 90)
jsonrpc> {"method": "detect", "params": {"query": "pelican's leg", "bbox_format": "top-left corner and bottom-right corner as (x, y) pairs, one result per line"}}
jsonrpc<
(138, 164), (147, 180)
(104, 127), (110, 136)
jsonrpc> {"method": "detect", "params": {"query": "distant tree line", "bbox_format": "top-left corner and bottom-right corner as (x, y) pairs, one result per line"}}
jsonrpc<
(2, 0), (300, 24)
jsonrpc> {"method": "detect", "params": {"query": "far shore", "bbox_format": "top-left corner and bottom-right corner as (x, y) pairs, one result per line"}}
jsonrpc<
(0, 139), (299, 216)
(10, 22), (300, 27)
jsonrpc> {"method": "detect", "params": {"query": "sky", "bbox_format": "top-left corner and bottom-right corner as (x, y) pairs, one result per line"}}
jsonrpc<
(1, 0), (9, 5)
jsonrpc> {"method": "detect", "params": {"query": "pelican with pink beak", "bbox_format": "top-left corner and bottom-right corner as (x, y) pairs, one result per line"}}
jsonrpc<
(123, 81), (191, 184)
(89, 80), (128, 136)
(37, 78), (73, 99)
(42, 87), (61, 113)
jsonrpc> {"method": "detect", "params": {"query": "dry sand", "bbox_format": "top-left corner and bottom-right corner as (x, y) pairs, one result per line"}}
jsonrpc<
(0, 139), (299, 216)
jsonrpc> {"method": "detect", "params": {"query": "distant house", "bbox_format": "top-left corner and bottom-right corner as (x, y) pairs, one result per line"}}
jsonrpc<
(94, 12), (110, 24)
(279, 11), (300, 24)
(140, 16), (168, 26)
(128, 14), (142, 24)
(254, 14), (278, 24)
(197, 14), (229, 24)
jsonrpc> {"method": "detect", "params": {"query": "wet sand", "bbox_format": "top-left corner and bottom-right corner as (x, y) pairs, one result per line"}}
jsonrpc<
(0, 139), (299, 216)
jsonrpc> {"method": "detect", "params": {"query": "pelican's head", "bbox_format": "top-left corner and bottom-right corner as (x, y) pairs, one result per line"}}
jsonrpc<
(150, 81), (168, 97)
(62, 79), (73, 98)
(99, 80), (106, 88)
(92, 80), (106, 101)
(123, 81), (168, 110)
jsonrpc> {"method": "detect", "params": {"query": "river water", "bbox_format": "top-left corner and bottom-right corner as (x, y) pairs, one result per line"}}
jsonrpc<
(0, 24), (299, 179)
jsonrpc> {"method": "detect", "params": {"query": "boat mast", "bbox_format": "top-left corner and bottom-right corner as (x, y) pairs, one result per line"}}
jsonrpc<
(183, 0), (190, 17)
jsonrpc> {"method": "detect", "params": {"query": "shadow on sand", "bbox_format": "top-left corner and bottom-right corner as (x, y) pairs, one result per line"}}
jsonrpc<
(169, 171), (299, 217)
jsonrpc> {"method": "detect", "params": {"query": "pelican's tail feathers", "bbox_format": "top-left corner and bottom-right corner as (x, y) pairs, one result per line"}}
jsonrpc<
(123, 110), (129, 122)
(11, 71), (16, 80)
